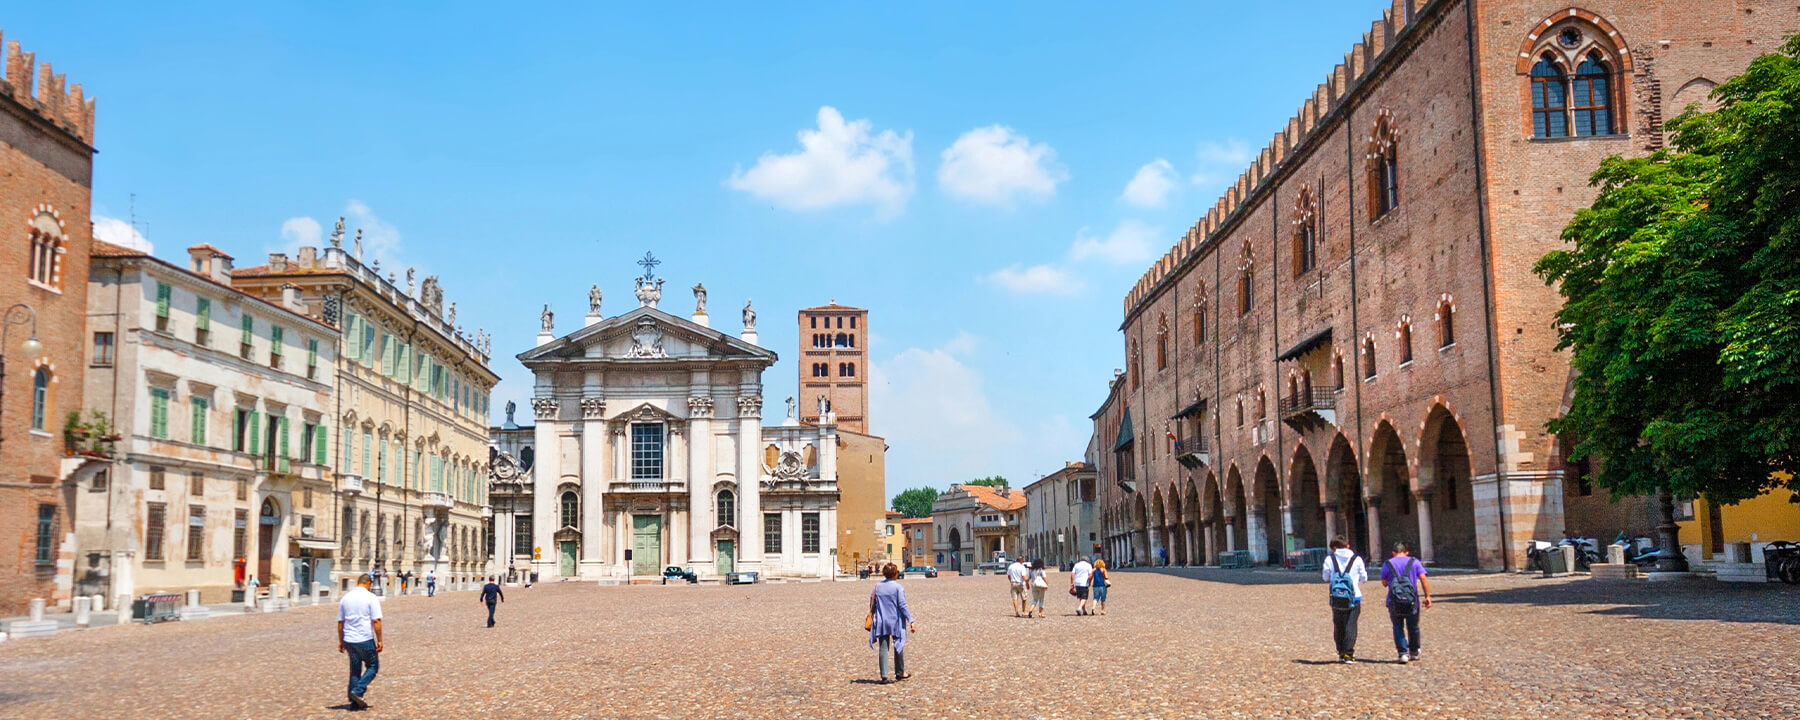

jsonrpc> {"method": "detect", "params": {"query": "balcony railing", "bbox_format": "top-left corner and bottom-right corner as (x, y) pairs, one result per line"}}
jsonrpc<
(1280, 388), (1338, 429)
(1175, 435), (1210, 470)
(609, 480), (686, 494)
(423, 491), (454, 509)
(340, 474), (366, 495)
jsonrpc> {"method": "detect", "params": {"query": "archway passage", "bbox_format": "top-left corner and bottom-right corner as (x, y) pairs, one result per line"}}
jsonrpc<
(1290, 448), (1325, 550)
(1133, 493), (1151, 566)
(1226, 467), (1249, 555)
(1256, 458), (1283, 564)
(258, 498), (280, 585)
(1327, 435), (1368, 559)
(1425, 407), (1478, 567)
(1372, 422), (1418, 559)
(947, 528), (962, 571)
(1203, 474), (1223, 565)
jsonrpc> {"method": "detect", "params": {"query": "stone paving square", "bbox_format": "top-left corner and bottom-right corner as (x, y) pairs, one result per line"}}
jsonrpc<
(1, 570), (1796, 719)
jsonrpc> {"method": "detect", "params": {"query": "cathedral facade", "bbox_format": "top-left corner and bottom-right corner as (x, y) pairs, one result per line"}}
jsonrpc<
(514, 270), (839, 581)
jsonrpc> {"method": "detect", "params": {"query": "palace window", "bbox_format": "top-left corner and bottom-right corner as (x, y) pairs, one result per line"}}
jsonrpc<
(34, 504), (55, 566)
(1531, 56), (1571, 138)
(559, 491), (578, 529)
(1437, 295), (1457, 348)
(1571, 53), (1615, 137)
(1397, 317), (1414, 365)
(1367, 112), (1400, 219)
(802, 512), (821, 553)
(234, 509), (248, 560)
(1155, 314), (1169, 371)
(196, 298), (211, 346)
(631, 423), (665, 480)
(28, 211), (64, 288)
(1238, 244), (1255, 316)
(1192, 286), (1207, 347)
(191, 396), (209, 445)
(1523, 17), (1627, 139)
(764, 513), (782, 554)
(148, 386), (171, 439)
(1293, 186), (1318, 275)
(1129, 340), (1142, 390)
(1362, 336), (1378, 380)
(154, 283), (172, 332)
(32, 367), (51, 431)
(145, 502), (166, 560)
(717, 490), (735, 527)
(515, 515), (533, 559)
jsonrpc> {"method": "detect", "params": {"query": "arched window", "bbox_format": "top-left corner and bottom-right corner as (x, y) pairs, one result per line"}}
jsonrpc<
(27, 211), (63, 288)
(1301, 369), (1314, 399)
(1155, 314), (1168, 371)
(1437, 295), (1457, 348)
(1192, 285), (1207, 347)
(1286, 374), (1301, 407)
(1255, 389), (1266, 420)
(1235, 398), (1244, 427)
(1237, 243), (1255, 316)
(1531, 55), (1570, 138)
(1397, 318), (1414, 365)
(1367, 112), (1400, 219)
(1362, 336), (1378, 380)
(1572, 52), (1614, 136)
(717, 489), (736, 527)
(1129, 340), (1142, 390)
(843, 362), (856, 377)
(30, 367), (50, 431)
(1332, 354), (1345, 389)
(559, 491), (578, 529)
(1292, 187), (1317, 275)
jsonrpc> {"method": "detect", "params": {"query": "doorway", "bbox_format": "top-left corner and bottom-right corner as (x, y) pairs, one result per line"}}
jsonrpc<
(717, 539), (735, 574)
(632, 515), (662, 576)
(559, 541), (576, 576)
(258, 498), (280, 585)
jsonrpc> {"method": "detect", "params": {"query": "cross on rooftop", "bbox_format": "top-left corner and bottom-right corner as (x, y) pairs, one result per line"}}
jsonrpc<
(637, 252), (660, 280)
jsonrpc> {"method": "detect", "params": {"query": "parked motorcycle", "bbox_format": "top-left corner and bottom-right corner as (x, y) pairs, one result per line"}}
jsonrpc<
(1558, 535), (1603, 571)
(1764, 541), (1800, 585)
(1525, 539), (1556, 573)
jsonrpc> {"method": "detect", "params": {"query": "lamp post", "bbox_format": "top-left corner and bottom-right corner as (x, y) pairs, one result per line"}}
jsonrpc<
(0, 303), (44, 449)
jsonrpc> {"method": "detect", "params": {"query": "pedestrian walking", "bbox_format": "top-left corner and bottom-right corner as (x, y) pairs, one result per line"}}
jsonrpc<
(1027, 559), (1049, 618)
(480, 577), (504, 627)
(1380, 542), (1432, 664)
(337, 573), (384, 710)
(1070, 555), (1094, 615)
(1006, 556), (1029, 617)
(1322, 536), (1368, 663)
(1091, 558), (1110, 615)
(425, 570), (437, 598)
(866, 563), (915, 684)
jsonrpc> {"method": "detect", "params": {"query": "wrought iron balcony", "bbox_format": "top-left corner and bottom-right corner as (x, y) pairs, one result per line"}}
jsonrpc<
(1280, 388), (1338, 429)
(1175, 435), (1210, 470)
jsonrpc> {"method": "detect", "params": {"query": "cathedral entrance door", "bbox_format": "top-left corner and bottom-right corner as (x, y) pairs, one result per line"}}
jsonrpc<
(559, 541), (576, 577)
(716, 540), (735, 575)
(632, 515), (662, 576)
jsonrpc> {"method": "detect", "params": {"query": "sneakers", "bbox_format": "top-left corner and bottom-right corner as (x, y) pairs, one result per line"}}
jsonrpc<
(1398, 652), (1411, 664)
(1409, 652), (1421, 662)
(1341, 654), (1356, 664)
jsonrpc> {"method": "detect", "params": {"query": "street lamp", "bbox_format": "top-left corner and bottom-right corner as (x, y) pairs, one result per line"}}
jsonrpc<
(0, 303), (44, 447)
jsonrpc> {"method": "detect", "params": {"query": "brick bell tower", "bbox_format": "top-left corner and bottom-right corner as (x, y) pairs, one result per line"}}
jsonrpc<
(798, 301), (867, 433)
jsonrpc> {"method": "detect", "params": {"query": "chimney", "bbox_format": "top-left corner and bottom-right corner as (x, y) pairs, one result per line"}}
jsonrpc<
(187, 244), (235, 284)
(268, 253), (288, 272)
(297, 246), (317, 269)
(280, 283), (305, 313)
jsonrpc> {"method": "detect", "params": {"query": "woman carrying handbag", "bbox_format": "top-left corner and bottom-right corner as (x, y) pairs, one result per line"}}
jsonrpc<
(866, 563), (915, 683)
(1027, 559), (1049, 618)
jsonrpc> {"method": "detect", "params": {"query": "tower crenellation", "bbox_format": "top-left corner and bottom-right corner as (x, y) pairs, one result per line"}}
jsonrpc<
(1, 31), (97, 145)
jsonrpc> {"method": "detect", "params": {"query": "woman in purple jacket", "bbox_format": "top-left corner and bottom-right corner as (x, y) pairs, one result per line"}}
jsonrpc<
(867, 563), (916, 683)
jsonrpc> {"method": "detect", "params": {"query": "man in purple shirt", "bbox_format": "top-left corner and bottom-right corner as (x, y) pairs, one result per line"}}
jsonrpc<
(1379, 542), (1432, 664)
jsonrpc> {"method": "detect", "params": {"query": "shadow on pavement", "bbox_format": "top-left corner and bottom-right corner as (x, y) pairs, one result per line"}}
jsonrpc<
(1434, 579), (1800, 625)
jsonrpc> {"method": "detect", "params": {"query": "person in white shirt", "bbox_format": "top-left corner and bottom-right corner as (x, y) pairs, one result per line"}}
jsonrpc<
(1005, 558), (1029, 617)
(338, 574), (385, 709)
(1320, 536), (1369, 663)
(1070, 556), (1095, 616)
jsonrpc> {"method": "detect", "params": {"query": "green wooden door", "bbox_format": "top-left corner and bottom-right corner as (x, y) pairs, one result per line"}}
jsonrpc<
(559, 541), (577, 577)
(716, 539), (735, 575)
(631, 515), (661, 576)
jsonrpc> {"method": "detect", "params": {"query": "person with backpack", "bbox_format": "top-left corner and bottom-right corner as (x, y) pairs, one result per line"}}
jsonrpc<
(1380, 541), (1433, 664)
(1321, 535), (1367, 663)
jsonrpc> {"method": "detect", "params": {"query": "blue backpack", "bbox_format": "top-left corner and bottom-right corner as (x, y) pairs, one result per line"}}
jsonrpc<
(1328, 554), (1359, 608)
(1387, 557), (1420, 613)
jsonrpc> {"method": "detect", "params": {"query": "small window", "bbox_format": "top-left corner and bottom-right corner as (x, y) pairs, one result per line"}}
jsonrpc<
(1235, 399), (1244, 427)
(802, 512), (821, 553)
(1398, 319), (1414, 365)
(559, 491), (579, 529)
(810, 317), (817, 329)
(764, 513), (782, 554)
(1332, 354), (1346, 389)
(850, 316), (857, 329)
(1362, 337), (1378, 380)
(1438, 296), (1456, 348)
(31, 367), (50, 431)
(34, 504), (56, 566)
(186, 506), (206, 561)
(92, 332), (115, 366)
(189, 471), (204, 496)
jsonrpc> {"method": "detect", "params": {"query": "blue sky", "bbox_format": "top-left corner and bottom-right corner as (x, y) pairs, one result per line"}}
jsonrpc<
(9, 1), (1395, 500)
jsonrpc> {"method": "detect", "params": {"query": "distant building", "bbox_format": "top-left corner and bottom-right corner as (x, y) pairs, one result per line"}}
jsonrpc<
(882, 511), (904, 568)
(798, 302), (885, 574)
(1022, 463), (1098, 568)
(930, 484), (1024, 571)
(488, 402), (535, 582)
(899, 517), (931, 567)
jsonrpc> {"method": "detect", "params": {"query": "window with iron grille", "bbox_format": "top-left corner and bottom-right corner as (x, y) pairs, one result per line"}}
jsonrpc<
(145, 503), (166, 560)
(186, 506), (206, 561)
(802, 512), (821, 553)
(189, 472), (204, 496)
(150, 466), (167, 490)
(631, 423), (664, 480)
(764, 513), (782, 554)
(34, 504), (56, 566)
(234, 509), (248, 560)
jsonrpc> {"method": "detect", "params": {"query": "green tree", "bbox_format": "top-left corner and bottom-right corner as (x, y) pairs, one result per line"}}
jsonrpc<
(891, 487), (939, 519)
(963, 476), (1009, 488)
(1535, 38), (1800, 555)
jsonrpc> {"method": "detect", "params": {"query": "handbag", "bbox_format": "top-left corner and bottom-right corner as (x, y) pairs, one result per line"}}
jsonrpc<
(1067, 586), (1078, 597)
(1031, 575), (1048, 589)
(864, 612), (873, 631)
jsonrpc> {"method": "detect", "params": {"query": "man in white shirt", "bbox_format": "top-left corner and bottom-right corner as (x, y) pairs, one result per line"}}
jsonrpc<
(338, 573), (385, 709)
(1005, 557), (1029, 617)
(1069, 556), (1095, 616)
(1320, 536), (1368, 663)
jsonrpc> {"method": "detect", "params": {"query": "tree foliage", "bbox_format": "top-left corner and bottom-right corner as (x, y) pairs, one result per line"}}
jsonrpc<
(964, 476), (1009, 488)
(1535, 37), (1800, 504)
(891, 487), (940, 519)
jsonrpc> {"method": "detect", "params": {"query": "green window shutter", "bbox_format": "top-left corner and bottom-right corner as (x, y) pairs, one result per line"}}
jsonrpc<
(195, 298), (210, 330)
(241, 313), (254, 344)
(343, 315), (360, 362)
(308, 338), (318, 367)
(150, 388), (170, 439)
(314, 424), (328, 466)
(361, 324), (375, 366)
(397, 343), (411, 384)
(155, 283), (171, 318)
(412, 450), (422, 488)
(271, 325), (283, 347)
(362, 432), (373, 477)
(190, 397), (207, 445)
(248, 411), (262, 455)
(278, 417), (291, 473)
(342, 428), (354, 472)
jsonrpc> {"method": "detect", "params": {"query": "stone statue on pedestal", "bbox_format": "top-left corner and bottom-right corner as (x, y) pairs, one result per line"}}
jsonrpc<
(541, 304), (554, 333)
(589, 284), (603, 315)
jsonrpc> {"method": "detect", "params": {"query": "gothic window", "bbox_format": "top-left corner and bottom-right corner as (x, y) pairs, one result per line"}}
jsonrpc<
(1129, 340), (1142, 390)
(1367, 111), (1400, 219)
(1255, 389), (1266, 420)
(559, 491), (578, 529)
(1437, 294), (1457, 348)
(717, 489), (736, 527)
(1531, 56), (1570, 138)
(1292, 186), (1318, 275)
(1397, 317), (1414, 365)
(27, 211), (63, 288)
(1572, 52), (1615, 136)
(1237, 243), (1255, 316)
(1192, 285), (1207, 347)
(1235, 398), (1244, 427)
(1362, 335), (1378, 380)
(630, 423), (664, 480)
(1155, 314), (1169, 371)
(1331, 353), (1345, 390)
(1520, 15), (1629, 139)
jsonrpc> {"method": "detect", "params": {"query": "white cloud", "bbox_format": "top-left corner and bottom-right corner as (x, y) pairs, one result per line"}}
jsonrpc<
(937, 125), (1068, 208)
(1189, 138), (1253, 192)
(1069, 219), (1159, 265)
(280, 216), (321, 248)
(92, 215), (152, 253)
(1120, 158), (1178, 208)
(986, 264), (1082, 296)
(727, 106), (915, 217)
(869, 333), (1023, 488)
(272, 201), (406, 272)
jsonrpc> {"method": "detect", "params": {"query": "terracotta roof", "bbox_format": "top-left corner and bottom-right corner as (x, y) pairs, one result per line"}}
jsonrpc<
(899, 517), (933, 526)
(801, 302), (865, 312)
(957, 484), (1026, 511)
(91, 240), (148, 258)
(230, 263), (340, 277)
(187, 243), (234, 259)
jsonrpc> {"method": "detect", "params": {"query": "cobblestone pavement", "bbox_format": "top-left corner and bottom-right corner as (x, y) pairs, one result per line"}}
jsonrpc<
(1, 570), (1796, 719)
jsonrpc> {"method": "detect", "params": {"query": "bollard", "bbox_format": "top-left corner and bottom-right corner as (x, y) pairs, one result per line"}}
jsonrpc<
(313, 582), (324, 604)
(1606, 544), (1626, 565)
(28, 598), (45, 623)
(74, 597), (92, 627)
(186, 589), (202, 608)
(117, 594), (132, 625)
(288, 582), (300, 603)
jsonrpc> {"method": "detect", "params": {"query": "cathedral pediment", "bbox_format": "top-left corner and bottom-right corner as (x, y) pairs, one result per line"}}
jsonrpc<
(517, 306), (775, 365)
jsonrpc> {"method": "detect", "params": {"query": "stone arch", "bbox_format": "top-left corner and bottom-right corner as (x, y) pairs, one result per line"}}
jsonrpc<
(1324, 433), (1368, 558)
(1182, 476), (1202, 565)
(1289, 442), (1325, 550)
(1418, 403), (1477, 567)
(1670, 77), (1719, 115)
(1224, 464), (1248, 555)
(1368, 420), (1418, 560)
(1131, 492), (1150, 566)
(1513, 8), (1634, 75)
(1254, 455), (1282, 564)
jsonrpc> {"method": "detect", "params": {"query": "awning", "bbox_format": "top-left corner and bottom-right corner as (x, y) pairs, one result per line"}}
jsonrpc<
(1112, 412), (1135, 451)
(1172, 398), (1207, 420)
(1277, 327), (1333, 362)
(292, 538), (338, 551)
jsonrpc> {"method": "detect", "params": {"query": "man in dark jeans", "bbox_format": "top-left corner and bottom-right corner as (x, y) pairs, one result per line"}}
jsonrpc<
(480, 577), (505, 627)
(1321, 536), (1367, 663)
(337, 574), (384, 709)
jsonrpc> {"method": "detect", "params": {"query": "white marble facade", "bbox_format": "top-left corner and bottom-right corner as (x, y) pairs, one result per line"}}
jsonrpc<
(517, 279), (839, 581)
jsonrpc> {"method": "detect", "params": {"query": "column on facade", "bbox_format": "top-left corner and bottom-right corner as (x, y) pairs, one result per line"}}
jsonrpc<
(1323, 503), (1339, 544)
(580, 391), (608, 574)
(667, 421), (688, 568)
(1415, 490), (1435, 564)
(735, 384), (763, 569)
(493, 510), (514, 575)
(1147, 526), (1161, 566)
(530, 398), (559, 578)
(1222, 516), (1236, 552)
(821, 502), (838, 578)
(1202, 521), (1216, 565)
(1365, 498), (1383, 561)
(1246, 511), (1268, 565)
(687, 393), (714, 571)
